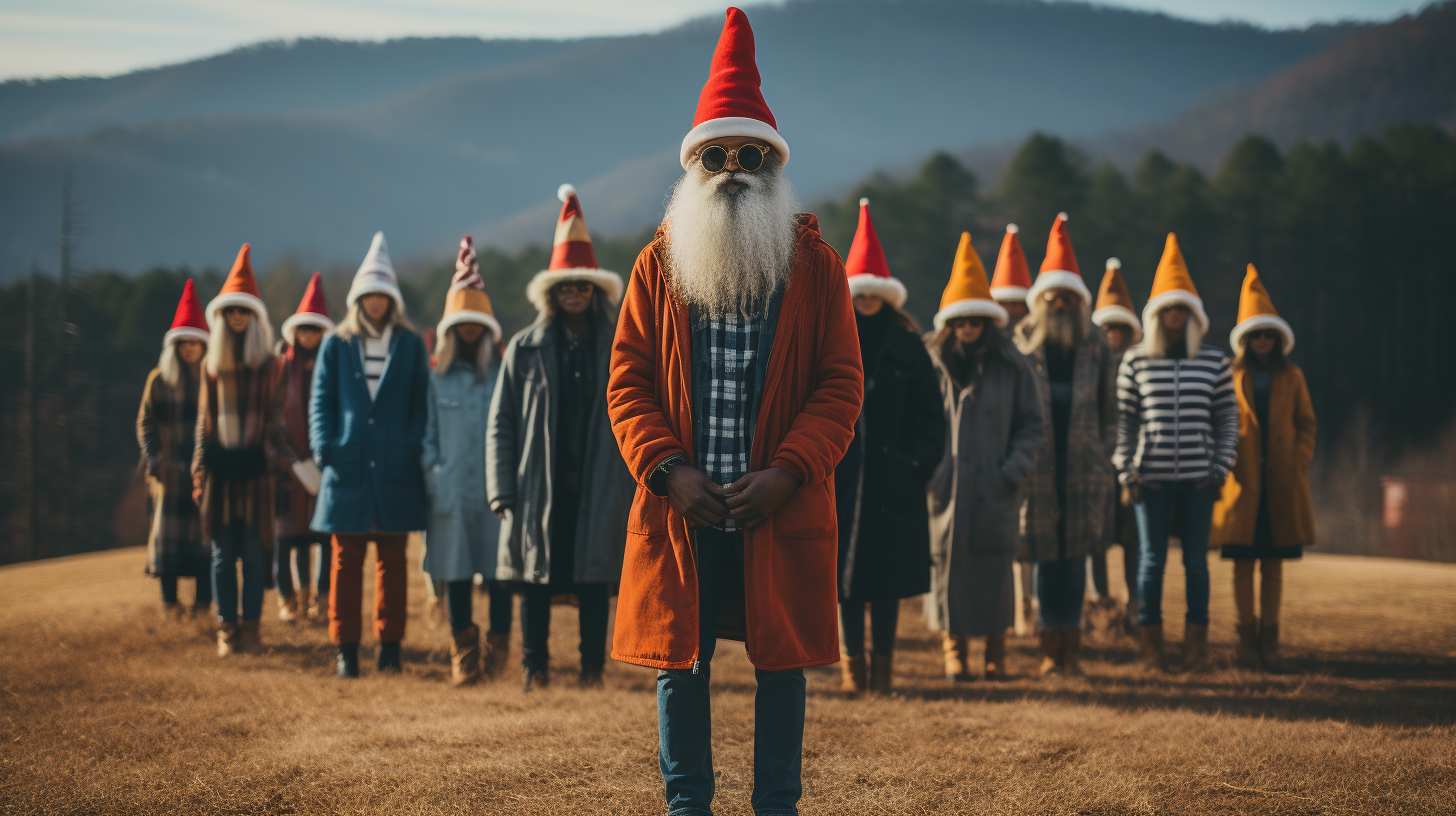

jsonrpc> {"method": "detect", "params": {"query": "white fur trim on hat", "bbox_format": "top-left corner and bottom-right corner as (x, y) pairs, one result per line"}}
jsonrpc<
(1230, 314), (1294, 355)
(1092, 305), (1143, 340)
(680, 117), (790, 169)
(1025, 270), (1092, 308)
(281, 312), (336, 346)
(1142, 289), (1208, 335)
(163, 326), (210, 348)
(991, 286), (1029, 302)
(847, 274), (908, 308)
(438, 309), (503, 344)
(205, 292), (269, 326)
(934, 298), (1009, 331)
(526, 269), (625, 315)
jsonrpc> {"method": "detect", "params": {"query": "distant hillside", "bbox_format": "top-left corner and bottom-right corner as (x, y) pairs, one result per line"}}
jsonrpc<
(0, 0), (1356, 279)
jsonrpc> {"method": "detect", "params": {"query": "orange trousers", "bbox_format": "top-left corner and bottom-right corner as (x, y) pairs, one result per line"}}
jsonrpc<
(329, 533), (408, 645)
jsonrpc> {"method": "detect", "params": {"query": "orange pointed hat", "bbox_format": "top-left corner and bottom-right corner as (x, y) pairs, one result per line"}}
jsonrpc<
(844, 198), (907, 307)
(1026, 212), (1091, 306)
(439, 239), (503, 344)
(525, 183), (624, 316)
(164, 279), (210, 347)
(1143, 232), (1207, 332)
(935, 232), (1009, 330)
(990, 223), (1031, 302)
(1229, 264), (1293, 353)
(1091, 258), (1141, 340)
(206, 243), (269, 325)
(281, 271), (335, 345)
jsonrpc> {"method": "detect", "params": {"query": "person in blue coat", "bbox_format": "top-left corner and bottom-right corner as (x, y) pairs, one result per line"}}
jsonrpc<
(309, 231), (429, 679)
(422, 241), (509, 686)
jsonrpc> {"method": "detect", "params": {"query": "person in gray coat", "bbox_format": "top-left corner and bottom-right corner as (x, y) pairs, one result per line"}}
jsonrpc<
(486, 189), (633, 690)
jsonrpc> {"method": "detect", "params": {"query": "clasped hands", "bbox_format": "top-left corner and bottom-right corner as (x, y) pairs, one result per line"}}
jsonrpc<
(666, 464), (800, 529)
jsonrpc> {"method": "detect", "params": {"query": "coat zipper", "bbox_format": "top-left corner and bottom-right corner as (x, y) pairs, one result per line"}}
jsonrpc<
(1173, 358), (1181, 479)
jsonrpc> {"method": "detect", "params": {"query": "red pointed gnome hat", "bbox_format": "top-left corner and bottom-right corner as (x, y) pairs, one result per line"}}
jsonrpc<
(526, 184), (624, 315)
(680, 7), (789, 169)
(281, 271), (335, 345)
(1229, 264), (1294, 354)
(1026, 213), (1090, 306)
(990, 223), (1032, 303)
(206, 243), (269, 325)
(844, 198), (907, 307)
(1091, 258), (1142, 340)
(164, 278), (210, 347)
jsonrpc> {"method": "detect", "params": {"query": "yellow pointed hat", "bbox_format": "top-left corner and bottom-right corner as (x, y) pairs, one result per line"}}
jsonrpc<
(1091, 258), (1142, 341)
(1229, 264), (1293, 353)
(1142, 232), (1207, 332)
(934, 232), (1009, 330)
(437, 237), (504, 343)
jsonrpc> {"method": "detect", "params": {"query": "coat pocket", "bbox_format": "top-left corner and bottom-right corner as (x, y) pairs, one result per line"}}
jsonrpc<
(771, 479), (835, 539)
(626, 487), (668, 535)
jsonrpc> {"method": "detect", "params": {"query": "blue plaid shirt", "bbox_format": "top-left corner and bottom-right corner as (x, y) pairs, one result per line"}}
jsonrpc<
(696, 311), (764, 489)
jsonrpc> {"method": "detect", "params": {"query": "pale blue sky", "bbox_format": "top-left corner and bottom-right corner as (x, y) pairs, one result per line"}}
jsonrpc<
(0, 0), (1434, 82)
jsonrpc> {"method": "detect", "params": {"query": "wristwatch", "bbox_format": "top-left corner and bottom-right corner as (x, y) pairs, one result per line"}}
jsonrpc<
(649, 454), (686, 496)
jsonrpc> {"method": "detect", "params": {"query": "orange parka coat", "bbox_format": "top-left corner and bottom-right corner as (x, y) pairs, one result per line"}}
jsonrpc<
(607, 214), (864, 671)
(1212, 364), (1318, 548)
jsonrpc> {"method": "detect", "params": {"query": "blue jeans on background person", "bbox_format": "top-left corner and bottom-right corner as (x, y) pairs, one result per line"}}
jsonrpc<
(212, 522), (265, 624)
(1134, 479), (1215, 627)
(657, 527), (806, 816)
(1036, 556), (1086, 629)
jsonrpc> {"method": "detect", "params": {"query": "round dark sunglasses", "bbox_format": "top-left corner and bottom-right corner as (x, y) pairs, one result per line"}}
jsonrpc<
(1246, 329), (1281, 341)
(554, 281), (595, 295)
(698, 143), (773, 173)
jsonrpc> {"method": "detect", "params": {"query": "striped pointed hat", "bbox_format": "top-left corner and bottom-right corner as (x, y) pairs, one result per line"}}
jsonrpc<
(1092, 258), (1141, 340)
(1143, 232), (1207, 331)
(680, 7), (789, 169)
(526, 184), (624, 315)
(282, 272), (335, 345)
(844, 198), (907, 307)
(439, 235), (503, 343)
(164, 279), (210, 348)
(1229, 264), (1293, 353)
(990, 223), (1031, 303)
(347, 231), (406, 312)
(1026, 212), (1091, 306)
(207, 243), (269, 325)
(935, 232), (1009, 330)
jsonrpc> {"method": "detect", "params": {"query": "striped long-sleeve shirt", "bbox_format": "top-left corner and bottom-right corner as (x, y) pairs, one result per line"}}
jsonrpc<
(1113, 344), (1237, 482)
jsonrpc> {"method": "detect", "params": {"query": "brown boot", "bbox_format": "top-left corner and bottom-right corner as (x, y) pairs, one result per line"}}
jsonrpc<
(984, 635), (1007, 680)
(277, 593), (298, 623)
(942, 633), (972, 681)
(1038, 629), (1063, 677)
(1258, 623), (1285, 673)
(1181, 623), (1209, 673)
(1138, 624), (1165, 672)
(1061, 628), (1083, 677)
(305, 588), (323, 621)
(868, 653), (893, 697)
(239, 620), (263, 654)
(162, 601), (185, 623)
(1234, 623), (1260, 670)
(482, 631), (510, 679)
(840, 652), (868, 693)
(450, 624), (481, 687)
(216, 621), (241, 657)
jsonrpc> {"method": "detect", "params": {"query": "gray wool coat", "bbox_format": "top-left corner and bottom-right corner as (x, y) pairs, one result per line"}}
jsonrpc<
(925, 334), (1045, 636)
(1014, 326), (1119, 564)
(486, 315), (633, 586)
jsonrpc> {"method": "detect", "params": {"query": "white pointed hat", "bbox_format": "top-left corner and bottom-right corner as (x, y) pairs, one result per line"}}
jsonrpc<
(346, 231), (405, 312)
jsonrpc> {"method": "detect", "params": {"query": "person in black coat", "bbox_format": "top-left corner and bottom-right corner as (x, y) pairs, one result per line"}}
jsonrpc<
(836, 199), (946, 696)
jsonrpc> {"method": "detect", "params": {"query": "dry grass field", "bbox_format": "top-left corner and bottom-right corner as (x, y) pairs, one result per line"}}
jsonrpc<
(1, 542), (1453, 815)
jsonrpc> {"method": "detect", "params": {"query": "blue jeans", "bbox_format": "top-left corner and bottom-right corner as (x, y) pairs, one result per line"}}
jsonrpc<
(1134, 480), (1214, 627)
(657, 528), (806, 816)
(212, 522), (265, 623)
(1036, 556), (1085, 629)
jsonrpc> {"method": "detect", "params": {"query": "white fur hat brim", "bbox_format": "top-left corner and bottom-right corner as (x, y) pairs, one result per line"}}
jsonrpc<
(847, 274), (908, 308)
(1025, 271), (1091, 308)
(281, 313), (336, 346)
(205, 292), (268, 326)
(438, 309), (503, 344)
(526, 268), (625, 314)
(680, 117), (790, 169)
(346, 278), (405, 313)
(991, 286), (1029, 302)
(1092, 305), (1143, 340)
(163, 326), (210, 348)
(1142, 289), (1208, 335)
(1230, 314), (1294, 355)
(934, 298), (1009, 331)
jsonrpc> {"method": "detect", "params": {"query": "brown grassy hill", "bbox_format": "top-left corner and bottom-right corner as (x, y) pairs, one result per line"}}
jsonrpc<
(1, 544), (1453, 814)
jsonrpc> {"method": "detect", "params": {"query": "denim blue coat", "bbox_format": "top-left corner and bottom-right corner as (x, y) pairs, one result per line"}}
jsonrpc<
(421, 360), (502, 582)
(308, 327), (430, 534)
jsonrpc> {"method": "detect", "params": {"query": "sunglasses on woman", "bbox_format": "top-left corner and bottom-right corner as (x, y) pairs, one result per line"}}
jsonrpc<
(697, 143), (773, 173)
(554, 281), (595, 295)
(1247, 329), (1281, 341)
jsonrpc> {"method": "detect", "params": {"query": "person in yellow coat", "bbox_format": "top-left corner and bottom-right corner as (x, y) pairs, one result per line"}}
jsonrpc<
(1212, 265), (1316, 672)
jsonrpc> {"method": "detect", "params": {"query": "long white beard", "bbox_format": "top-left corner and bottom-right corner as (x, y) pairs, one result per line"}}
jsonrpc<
(663, 161), (799, 316)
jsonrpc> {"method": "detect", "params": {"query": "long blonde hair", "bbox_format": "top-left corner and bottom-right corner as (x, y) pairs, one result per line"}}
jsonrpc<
(158, 342), (203, 387)
(335, 298), (415, 341)
(433, 325), (496, 382)
(1138, 308), (1205, 359)
(205, 312), (273, 376)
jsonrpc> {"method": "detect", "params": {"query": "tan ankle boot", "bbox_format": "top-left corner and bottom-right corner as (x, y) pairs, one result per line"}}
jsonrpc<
(216, 621), (241, 657)
(1061, 628), (1083, 676)
(305, 588), (324, 621)
(1038, 629), (1063, 677)
(1138, 624), (1165, 672)
(482, 631), (510, 678)
(942, 632), (972, 681)
(162, 601), (184, 623)
(840, 652), (867, 693)
(1181, 623), (1209, 673)
(277, 593), (298, 623)
(868, 653), (893, 696)
(239, 620), (263, 654)
(450, 624), (482, 686)
(1258, 622), (1284, 673)
(1234, 623), (1259, 669)
(984, 635), (1007, 680)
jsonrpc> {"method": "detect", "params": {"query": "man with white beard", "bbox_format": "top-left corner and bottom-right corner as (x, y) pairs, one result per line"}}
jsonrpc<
(606, 8), (863, 815)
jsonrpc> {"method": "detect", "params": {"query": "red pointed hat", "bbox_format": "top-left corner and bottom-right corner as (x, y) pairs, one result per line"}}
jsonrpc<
(164, 279), (210, 347)
(990, 223), (1032, 302)
(844, 198), (907, 307)
(526, 184), (624, 315)
(680, 7), (790, 169)
(281, 271), (335, 345)
(206, 243), (269, 324)
(1026, 212), (1090, 306)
